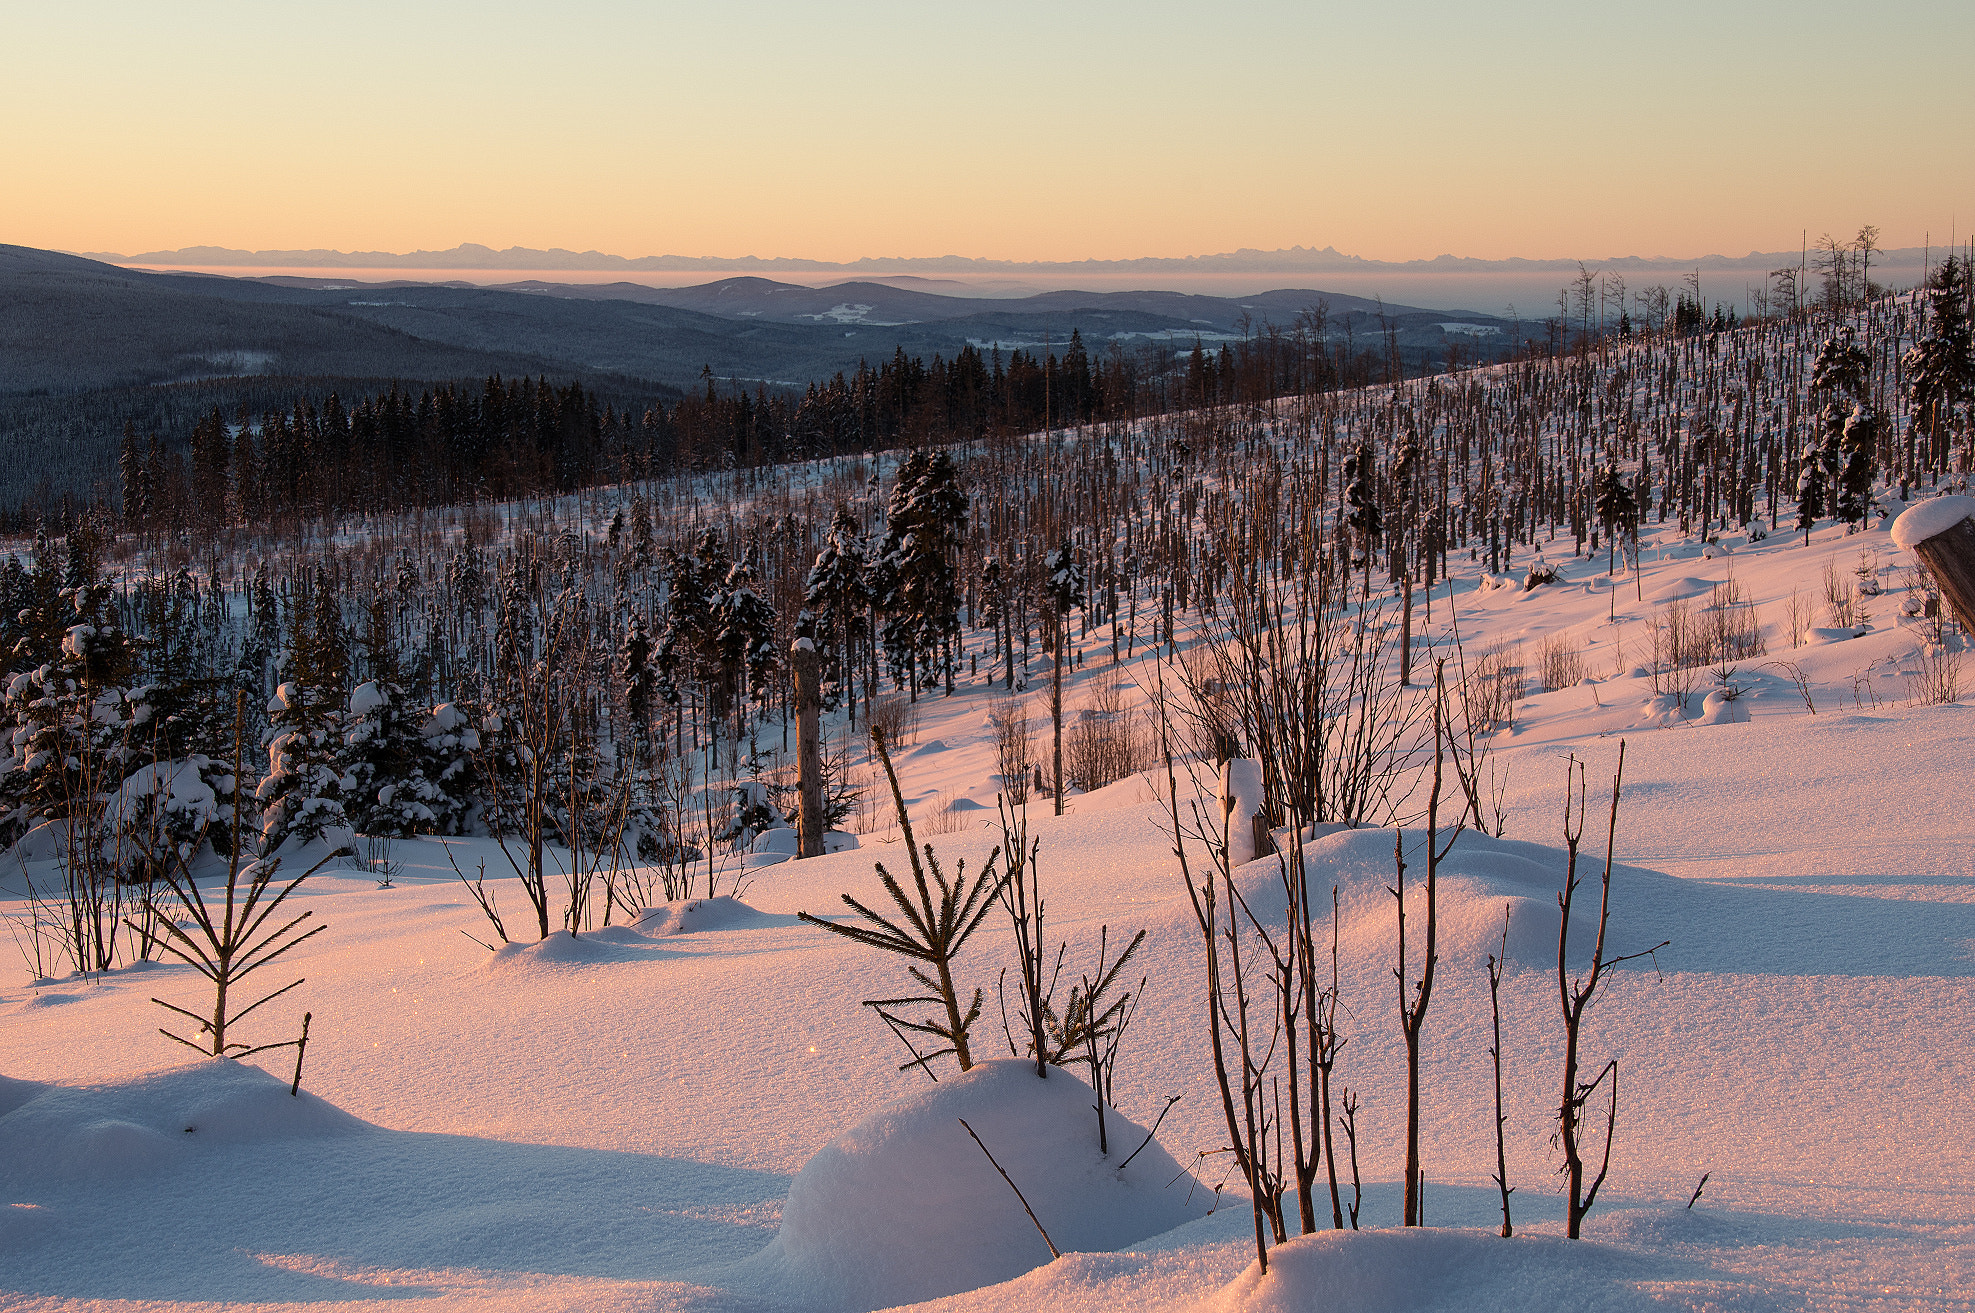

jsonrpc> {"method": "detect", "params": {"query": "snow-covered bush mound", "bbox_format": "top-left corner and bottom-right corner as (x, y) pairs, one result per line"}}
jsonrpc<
(1696, 687), (1751, 725)
(731, 1059), (1208, 1310)
(1235, 827), (1669, 973)
(1067, 771), (1164, 813)
(0, 1059), (365, 1188)
(485, 927), (671, 970)
(637, 894), (792, 935)
(1212, 1226), (1683, 1313)
(1645, 575), (1719, 602)
(484, 897), (796, 970)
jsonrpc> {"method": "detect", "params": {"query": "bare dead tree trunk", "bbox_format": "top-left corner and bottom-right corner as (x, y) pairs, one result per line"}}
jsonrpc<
(1395, 664), (1454, 1227)
(1555, 741), (1667, 1238)
(1157, 668), (1276, 1274)
(793, 637), (824, 858)
(1051, 604), (1066, 816)
(1400, 573), (1414, 686)
(1486, 903), (1514, 1238)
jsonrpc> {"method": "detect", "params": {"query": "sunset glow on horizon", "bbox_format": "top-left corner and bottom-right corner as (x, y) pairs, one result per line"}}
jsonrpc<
(5, 0), (1972, 266)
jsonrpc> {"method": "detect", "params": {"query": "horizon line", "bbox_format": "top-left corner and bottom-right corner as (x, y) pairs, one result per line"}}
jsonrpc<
(76, 239), (1963, 276)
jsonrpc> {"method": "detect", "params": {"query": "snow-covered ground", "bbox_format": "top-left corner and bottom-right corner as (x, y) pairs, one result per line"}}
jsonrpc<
(5, 507), (1974, 1312)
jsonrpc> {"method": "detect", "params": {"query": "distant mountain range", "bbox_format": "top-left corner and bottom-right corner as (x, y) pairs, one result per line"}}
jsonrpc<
(2, 242), (1532, 509)
(5, 245), (1522, 401)
(85, 241), (1931, 278)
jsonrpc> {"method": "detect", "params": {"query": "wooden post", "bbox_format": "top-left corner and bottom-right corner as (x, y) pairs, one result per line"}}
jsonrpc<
(1894, 497), (1975, 633)
(792, 637), (824, 859)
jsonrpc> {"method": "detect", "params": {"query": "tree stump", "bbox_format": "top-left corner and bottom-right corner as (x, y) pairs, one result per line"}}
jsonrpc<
(1893, 497), (1975, 634)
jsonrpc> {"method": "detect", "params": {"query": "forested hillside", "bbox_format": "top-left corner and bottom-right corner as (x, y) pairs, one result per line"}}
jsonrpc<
(2, 252), (1968, 981)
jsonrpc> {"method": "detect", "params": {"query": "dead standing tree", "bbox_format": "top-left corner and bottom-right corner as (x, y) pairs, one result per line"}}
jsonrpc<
(1156, 661), (1284, 1274)
(1392, 663), (1460, 1227)
(1486, 903), (1514, 1238)
(1555, 742), (1667, 1238)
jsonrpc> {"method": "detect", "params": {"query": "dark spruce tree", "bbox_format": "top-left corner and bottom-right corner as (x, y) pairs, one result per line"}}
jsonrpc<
(877, 449), (967, 700)
(1904, 256), (1975, 477)
(803, 505), (872, 720)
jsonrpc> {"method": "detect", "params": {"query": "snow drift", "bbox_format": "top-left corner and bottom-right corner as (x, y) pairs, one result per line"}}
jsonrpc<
(1211, 1225), (1704, 1313)
(729, 1059), (1208, 1310)
(0, 1059), (365, 1188)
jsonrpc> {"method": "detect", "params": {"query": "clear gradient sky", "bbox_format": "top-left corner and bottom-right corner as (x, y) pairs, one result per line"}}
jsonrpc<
(5, 0), (1972, 264)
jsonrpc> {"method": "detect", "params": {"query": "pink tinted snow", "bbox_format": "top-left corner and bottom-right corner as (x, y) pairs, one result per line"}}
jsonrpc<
(731, 1060), (1205, 1311)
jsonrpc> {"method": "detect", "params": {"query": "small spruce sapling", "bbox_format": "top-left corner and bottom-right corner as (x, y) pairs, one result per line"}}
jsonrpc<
(798, 725), (1005, 1075)
(132, 692), (331, 1061)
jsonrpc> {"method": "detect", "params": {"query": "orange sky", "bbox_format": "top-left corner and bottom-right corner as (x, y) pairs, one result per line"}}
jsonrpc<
(6, 1), (1971, 264)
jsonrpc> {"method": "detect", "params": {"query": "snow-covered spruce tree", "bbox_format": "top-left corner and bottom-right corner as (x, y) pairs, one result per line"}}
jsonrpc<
(446, 541), (488, 649)
(535, 568), (615, 856)
(1808, 328), (1876, 530)
(122, 597), (242, 882)
(877, 449), (967, 700)
(1811, 328), (1871, 403)
(615, 612), (678, 865)
(1594, 466), (1637, 573)
(715, 545), (779, 753)
(257, 681), (349, 853)
(11, 528), (67, 669)
(804, 504), (872, 721)
(655, 532), (719, 747)
(1795, 431), (1828, 546)
(1835, 403), (1880, 529)
(492, 557), (532, 699)
(416, 700), (479, 835)
(979, 555), (1013, 690)
(0, 553), (139, 849)
(1905, 256), (1975, 478)
(620, 613), (657, 772)
(341, 595), (434, 837)
(256, 572), (350, 854)
(1342, 445), (1382, 590)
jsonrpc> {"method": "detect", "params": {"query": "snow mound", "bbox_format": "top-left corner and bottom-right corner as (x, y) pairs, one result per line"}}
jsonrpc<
(1891, 494), (1975, 550)
(0, 1072), (47, 1117)
(730, 1060), (1208, 1310)
(1696, 688), (1751, 725)
(1645, 576), (1717, 602)
(0, 1059), (365, 1187)
(1212, 1226), (1715, 1313)
(637, 895), (790, 936)
(749, 826), (799, 864)
(751, 826), (799, 856)
(746, 825), (859, 861)
(1068, 771), (1163, 813)
(485, 928), (669, 970)
(484, 898), (788, 968)
(1241, 828), (1665, 973)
